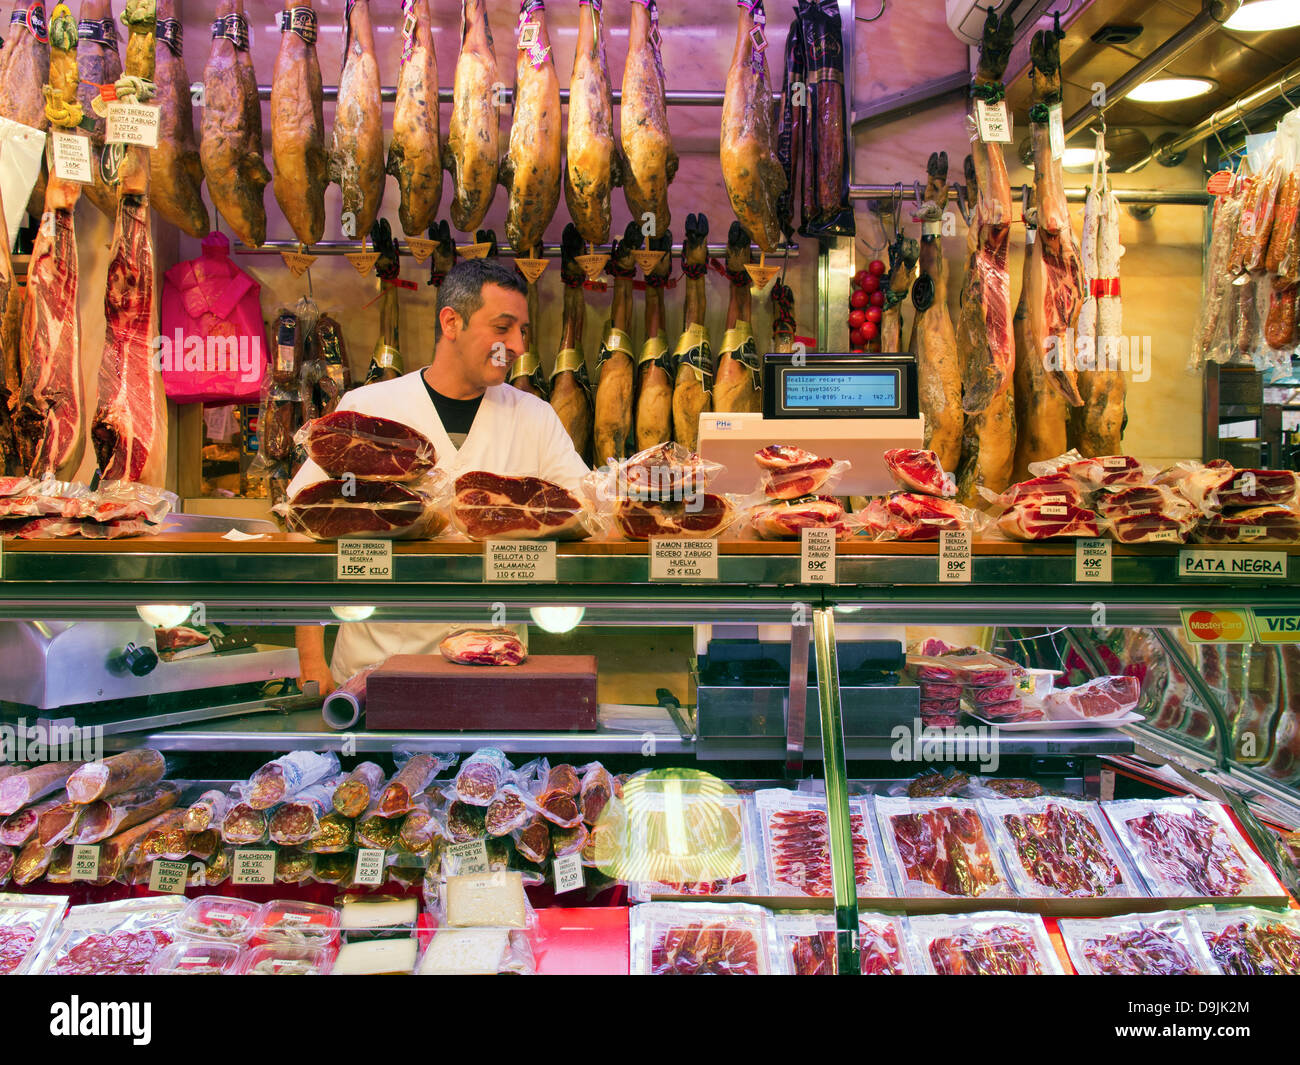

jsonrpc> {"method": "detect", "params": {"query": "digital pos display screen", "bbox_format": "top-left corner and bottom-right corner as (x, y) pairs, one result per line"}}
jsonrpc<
(782, 371), (900, 411)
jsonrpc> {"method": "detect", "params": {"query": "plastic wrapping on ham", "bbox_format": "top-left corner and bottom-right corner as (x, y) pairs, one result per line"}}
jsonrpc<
(863, 493), (975, 542)
(996, 501), (1100, 541)
(1194, 504), (1300, 544)
(754, 445), (844, 500)
(614, 492), (736, 540)
(279, 475), (449, 540)
(332, 762), (387, 819)
(750, 496), (852, 540)
(914, 913), (1062, 975)
(268, 781), (339, 845)
(379, 752), (450, 817)
(245, 751), (339, 810)
(603, 442), (723, 501)
(883, 448), (954, 497)
(1060, 910), (1218, 975)
(629, 902), (783, 975)
(65, 749), (165, 805)
(0, 763), (82, 816)
(1157, 460), (1300, 511)
(755, 790), (883, 897)
(39, 896), (185, 975)
(579, 764), (614, 824)
(1030, 450), (1150, 491)
(1193, 907), (1300, 975)
(0, 896), (65, 975)
(980, 472), (1087, 511)
(68, 782), (183, 844)
(299, 410), (438, 481)
(1106, 510), (1198, 544)
(875, 797), (1012, 898)
(987, 798), (1137, 898)
(776, 912), (914, 975)
(439, 627), (526, 666)
(485, 785), (536, 837)
(1042, 675), (1140, 720)
(452, 471), (593, 540)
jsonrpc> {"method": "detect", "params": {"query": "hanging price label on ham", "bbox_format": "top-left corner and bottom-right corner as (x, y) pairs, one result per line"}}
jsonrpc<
(457, 242), (493, 260)
(104, 102), (160, 148)
(576, 253), (609, 281)
(975, 99), (1012, 144)
(280, 250), (318, 277)
(406, 237), (436, 264)
(632, 249), (665, 274)
(50, 131), (93, 183)
(1047, 103), (1065, 160)
(515, 257), (549, 284)
(345, 251), (380, 277)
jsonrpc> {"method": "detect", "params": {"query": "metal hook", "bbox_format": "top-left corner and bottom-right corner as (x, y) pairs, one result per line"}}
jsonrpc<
(1212, 126), (1231, 163)
(855, 0), (885, 23)
(891, 181), (904, 242)
(1236, 100), (1253, 137)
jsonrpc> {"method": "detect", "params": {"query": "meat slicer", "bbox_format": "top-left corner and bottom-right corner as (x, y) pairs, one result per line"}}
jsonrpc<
(697, 352), (924, 494)
(0, 620), (304, 735)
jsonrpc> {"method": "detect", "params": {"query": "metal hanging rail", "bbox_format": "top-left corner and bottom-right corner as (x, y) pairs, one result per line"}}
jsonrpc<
(847, 183), (1210, 206)
(252, 85), (759, 107)
(232, 239), (799, 259)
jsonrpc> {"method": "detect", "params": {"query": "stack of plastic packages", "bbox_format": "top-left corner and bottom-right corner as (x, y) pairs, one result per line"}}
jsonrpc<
(1156, 459), (1300, 545)
(865, 449), (978, 542)
(903, 638), (1038, 726)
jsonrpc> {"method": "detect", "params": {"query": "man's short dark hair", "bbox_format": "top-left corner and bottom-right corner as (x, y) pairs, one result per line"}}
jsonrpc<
(435, 258), (528, 338)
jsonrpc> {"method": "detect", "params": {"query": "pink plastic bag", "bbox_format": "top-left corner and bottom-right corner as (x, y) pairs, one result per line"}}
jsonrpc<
(159, 233), (267, 404)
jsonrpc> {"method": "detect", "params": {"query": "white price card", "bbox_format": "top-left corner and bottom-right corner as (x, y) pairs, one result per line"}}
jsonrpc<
(70, 846), (101, 881)
(1048, 103), (1065, 160)
(353, 848), (386, 886)
(337, 539), (393, 580)
(51, 131), (93, 183)
(1178, 550), (1287, 580)
(975, 99), (1012, 143)
(485, 540), (557, 583)
(445, 839), (490, 875)
(800, 526), (836, 584)
(1075, 538), (1112, 583)
(148, 860), (189, 894)
(553, 852), (585, 894)
(105, 102), (161, 148)
(233, 849), (276, 885)
(938, 529), (971, 583)
(649, 538), (719, 581)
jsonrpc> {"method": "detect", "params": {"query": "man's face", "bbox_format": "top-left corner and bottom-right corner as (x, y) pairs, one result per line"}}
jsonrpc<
(440, 283), (529, 389)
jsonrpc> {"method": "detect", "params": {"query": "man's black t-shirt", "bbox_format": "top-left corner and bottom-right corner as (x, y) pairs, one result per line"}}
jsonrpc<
(421, 373), (483, 448)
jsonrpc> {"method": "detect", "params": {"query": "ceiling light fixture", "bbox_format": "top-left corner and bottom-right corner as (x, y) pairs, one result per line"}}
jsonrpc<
(330, 605), (376, 621)
(136, 604), (193, 628)
(1224, 0), (1300, 32)
(529, 606), (585, 634)
(1126, 77), (1217, 103)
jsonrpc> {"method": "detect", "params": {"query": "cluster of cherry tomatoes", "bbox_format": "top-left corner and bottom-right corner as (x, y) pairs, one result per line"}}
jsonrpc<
(848, 259), (886, 351)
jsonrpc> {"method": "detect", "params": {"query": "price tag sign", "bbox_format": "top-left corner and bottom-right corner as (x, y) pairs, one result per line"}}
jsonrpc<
(632, 248), (665, 274)
(553, 852), (585, 894)
(70, 845), (101, 881)
(457, 242), (493, 260)
(148, 860), (189, 894)
(975, 99), (1012, 143)
(576, 253), (609, 281)
(485, 540), (556, 582)
(280, 250), (317, 276)
(800, 526), (836, 584)
(353, 848), (386, 886)
(515, 257), (549, 284)
(1178, 549), (1287, 580)
(938, 529), (971, 584)
(744, 263), (781, 291)
(233, 849), (276, 885)
(344, 251), (380, 277)
(105, 102), (161, 148)
(650, 538), (718, 581)
(337, 539), (393, 580)
(406, 236), (436, 264)
(1075, 538), (1112, 583)
(1048, 103), (1065, 160)
(51, 131), (93, 183)
(445, 840), (490, 875)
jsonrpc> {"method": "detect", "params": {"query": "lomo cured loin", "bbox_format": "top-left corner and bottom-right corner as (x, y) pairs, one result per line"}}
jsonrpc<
(152, 0), (209, 238)
(446, 0), (499, 233)
(452, 470), (588, 540)
(565, 0), (617, 245)
(271, 0), (327, 246)
(620, 0), (676, 235)
(592, 222), (638, 465)
(550, 224), (593, 461)
(200, 0), (270, 247)
(671, 214), (712, 450)
(0, 0), (51, 216)
(503, 0), (561, 257)
(330, 0), (384, 239)
(91, 193), (165, 484)
(65, 748), (164, 804)
(386, 0), (440, 237)
(440, 628), (526, 667)
(0, 762), (79, 815)
(303, 410), (437, 480)
(75, 0), (122, 219)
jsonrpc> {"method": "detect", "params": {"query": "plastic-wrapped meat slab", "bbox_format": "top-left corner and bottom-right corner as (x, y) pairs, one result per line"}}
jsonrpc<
(882, 448), (954, 497)
(454, 748), (512, 807)
(1059, 910), (1219, 975)
(629, 902), (785, 975)
(754, 789), (884, 897)
(1191, 907), (1300, 975)
(624, 792), (758, 903)
(0, 895), (66, 975)
(985, 798), (1140, 899)
(38, 897), (186, 975)
(775, 912), (914, 975)
(874, 797), (1013, 898)
(1104, 799), (1283, 898)
(912, 912), (1063, 975)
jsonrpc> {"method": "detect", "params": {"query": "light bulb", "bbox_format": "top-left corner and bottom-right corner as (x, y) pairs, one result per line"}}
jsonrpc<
(529, 606), (585, 633)
(136, 604), (193, 628)
(330, 605), (376, 621)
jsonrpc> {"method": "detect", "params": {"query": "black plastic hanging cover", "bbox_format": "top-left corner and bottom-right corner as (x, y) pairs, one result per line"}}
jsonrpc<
(798, 0), (855, 239)
(775, 10), (806, 242)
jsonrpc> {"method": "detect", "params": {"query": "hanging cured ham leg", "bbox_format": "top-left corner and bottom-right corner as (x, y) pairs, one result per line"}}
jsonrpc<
(621, 0), (676, 236)
(75, 0), (122, 219)
(593, 221), (639, 466)
(510, 254), (547, 399)
(908, 152), (962, 474)
(634, 230), (674, 450)
(550, 224), (593, 462)
(504, 0), (561, 256)
(152, 0), (208, 238)
(720, 0), (785, 253)
(880, 228), (918, 354)
(714, 222), (762, 413)
(387, 0), (440, 238)
(671, 214), (712, 450)
(200, 0), (270, 247)
(446, 0), (499, 234)
(566, 0), (618, 246)
(272, 0), (327, 246)
(330, 0), (384, 240)
(0, 0), (50, 217)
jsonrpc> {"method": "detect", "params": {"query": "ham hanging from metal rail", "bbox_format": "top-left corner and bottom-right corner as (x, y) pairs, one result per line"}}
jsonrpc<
(565, 0), (618, 246)
(446, 0), (499, 234)
(550, 224), (593, 462)
(671, 213), (711, 450)
(330, 0), (384, 240)
(152, 0), (209, 238)
(504, 0), (561, 257)
(633, 230), (673, 450)
(386, 0), (439, 238)
(75, 0), (122, 220)
(91, 194), (164, 484)
(200, 0), (270, 247)
(272, 0), (327, 246)
(714, 221), (762, 414)
(592, 221), (638, 465)
(721, 0), (785, 253)
(621, 0), (676, 236)
(0, 0), (50, 217)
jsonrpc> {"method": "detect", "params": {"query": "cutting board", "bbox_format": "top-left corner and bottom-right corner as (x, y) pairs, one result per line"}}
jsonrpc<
(365, 654), (599, 731)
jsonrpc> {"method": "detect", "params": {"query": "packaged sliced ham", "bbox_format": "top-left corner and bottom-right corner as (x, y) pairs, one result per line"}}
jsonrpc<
(1093, 483), (1196, 520)
(592, 441), (724, 502)
(245, 751), (341, 810)
(749, 496), (857, 540)
(65, 749), (165, 805)
(0, 894), (67, 975)
(983, 797), (1142, 899)
(754, 445), (848, 500)
(278, 474), (450, 541)
(874, 797), (1015, 899)
(911, 912), (1063, 975)
(775, 912), (916, 975)
(298, 410), (439, 482)
(980, 472), (1087, 511)
(1104, 799), (1284, 898)
(1059, 910), (1219, 975)
(1190, 906), (1300, 975)
(1029, 449), (1152, 491)
(629, 901), (787, 975)
(1105, 510), (1198, 544)
(37, 896), (186, 975)
(996, 501), (1101, 541)
(1194, 504), (1300, 544)
(1042, 675), (1140, 720)
(863, 493), (979, 542)
(882, 448), (955, 498)
(753, 789), (886, 898)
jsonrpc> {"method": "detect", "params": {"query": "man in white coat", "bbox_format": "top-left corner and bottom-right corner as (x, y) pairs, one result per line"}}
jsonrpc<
(290, 259), (590, 693)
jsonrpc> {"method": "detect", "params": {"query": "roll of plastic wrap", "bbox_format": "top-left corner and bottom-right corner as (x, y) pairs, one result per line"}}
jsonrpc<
(321, 661), (385, 731)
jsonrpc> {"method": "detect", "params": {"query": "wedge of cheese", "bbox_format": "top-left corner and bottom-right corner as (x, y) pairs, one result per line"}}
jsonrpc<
(332, 937), (419, 975)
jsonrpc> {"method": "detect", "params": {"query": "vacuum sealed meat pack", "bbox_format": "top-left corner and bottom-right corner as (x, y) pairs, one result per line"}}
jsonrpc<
(874, 797), (1016, 898)
(1059, 910), (1219, 975)
(0, 894), (66, 975)
(1190, 906), (1300, 975)
(753, 789), (886, 898)
(911, 912), (1063, 975)
(37, 897), (186, 975)
(774, 911), (916, 975)
(629, 902), (787, 975)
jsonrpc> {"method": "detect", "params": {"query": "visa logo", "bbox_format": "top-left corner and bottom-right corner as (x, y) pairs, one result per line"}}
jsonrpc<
(1259, 615), (1300, 632)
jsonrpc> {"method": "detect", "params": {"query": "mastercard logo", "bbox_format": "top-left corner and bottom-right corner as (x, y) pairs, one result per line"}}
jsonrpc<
(1186, 609), (1248, 642)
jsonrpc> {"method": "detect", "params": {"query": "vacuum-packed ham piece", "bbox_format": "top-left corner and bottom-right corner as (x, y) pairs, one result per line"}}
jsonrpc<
(997, 501), (1100, 541)
(1094, 484), (1191, 518)
(756, 791), (879, 897)
(440, 628), (526, 667)
(750, 497), (850, 540)
(614, 442), (719, 500)
(1195, 505), (1300, 544)
(302, 411), (438, 480)
(579, 764), (614, 825)
(0, 762), (80, 815)
(485, 786), (533, 837)
(780, 914), (911, 976)
(614, 493), (734, 540)
(1106, 512), (1196, 545)
(985, 472), (1086, 510)
(281, 477), (447, 540)
(883, 448), (954, 497)
(0, 795), (67, 847)
(990, 799), (1131, 898)
(65, 749), (164, 805)
(183, 789), (232, 833)
(268, 781), (337, 845)
(513, 815), (550, 864)
(918, 915), (1059, 975)
(755, 445), (836, 500)
(1043, 675), (1140, 720)
(877, 798), (1010, 898)
(864, 493), (972, 542)
(452, 471), (589, 540)
(546, 764), (581, 796)
(1061, 912), (1216, 975)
